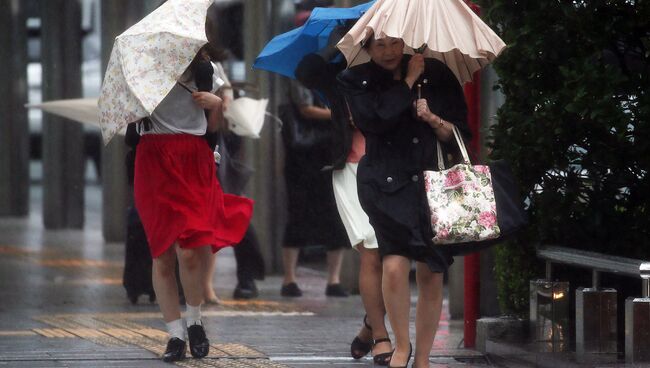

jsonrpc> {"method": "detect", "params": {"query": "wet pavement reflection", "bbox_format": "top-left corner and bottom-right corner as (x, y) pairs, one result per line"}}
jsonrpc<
(0, 185), (483, 367)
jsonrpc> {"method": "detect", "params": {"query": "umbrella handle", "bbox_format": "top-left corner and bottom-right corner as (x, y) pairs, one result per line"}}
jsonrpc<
(178, 82), (194, 94)
(414, 43), (428, 54)
(415, 43), (427, 99)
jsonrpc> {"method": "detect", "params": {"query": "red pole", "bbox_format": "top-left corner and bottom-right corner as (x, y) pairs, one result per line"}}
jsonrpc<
(464, 255), (481, 347)
(463, 0), (482, 349)
(463, 72), (481, 348)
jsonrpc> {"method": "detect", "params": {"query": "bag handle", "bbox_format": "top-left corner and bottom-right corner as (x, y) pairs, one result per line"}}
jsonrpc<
(436, 124), (471, 170)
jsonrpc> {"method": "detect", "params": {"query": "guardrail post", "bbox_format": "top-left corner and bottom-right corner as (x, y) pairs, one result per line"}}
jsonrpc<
(530, 279), (570, 352)
(575, 286), (617, 363)
(625, 263), (650, 364)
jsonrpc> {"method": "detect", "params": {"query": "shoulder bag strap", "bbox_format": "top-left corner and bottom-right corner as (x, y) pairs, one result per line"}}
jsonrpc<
(436, 124), (471, 171)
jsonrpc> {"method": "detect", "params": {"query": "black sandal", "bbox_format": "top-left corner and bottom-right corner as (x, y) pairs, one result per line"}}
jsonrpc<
(372, 337), (393, 366)
(388, 342), (412, 368)
(350, 315), (373, 359)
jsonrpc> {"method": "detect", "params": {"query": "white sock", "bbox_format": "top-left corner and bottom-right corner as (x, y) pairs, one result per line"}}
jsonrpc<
(166, 319), (185, 341)
(185, 303), (202, 326)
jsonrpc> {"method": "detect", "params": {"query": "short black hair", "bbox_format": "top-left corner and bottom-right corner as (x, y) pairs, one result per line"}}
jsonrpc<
(295, 0), (334, 11)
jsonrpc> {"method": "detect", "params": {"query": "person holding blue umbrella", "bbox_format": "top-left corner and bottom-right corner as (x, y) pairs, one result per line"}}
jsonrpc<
(255, 1), (393, 365)
(295, 24), (394, 366)
(274, 1), (352, 301)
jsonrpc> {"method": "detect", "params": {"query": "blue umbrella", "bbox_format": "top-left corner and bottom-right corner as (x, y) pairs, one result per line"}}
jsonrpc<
(253, 1), (375, 79)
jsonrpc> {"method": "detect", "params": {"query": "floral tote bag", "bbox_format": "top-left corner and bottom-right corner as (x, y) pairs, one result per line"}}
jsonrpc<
(424, 125), (502, 245)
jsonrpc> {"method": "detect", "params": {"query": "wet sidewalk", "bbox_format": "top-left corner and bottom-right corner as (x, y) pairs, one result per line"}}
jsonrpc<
(0, 185), (498, 367)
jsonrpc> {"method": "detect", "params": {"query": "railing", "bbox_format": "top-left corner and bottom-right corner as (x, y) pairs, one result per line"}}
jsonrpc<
(534, 245), (650, 364)
(538, 246), (650, 297)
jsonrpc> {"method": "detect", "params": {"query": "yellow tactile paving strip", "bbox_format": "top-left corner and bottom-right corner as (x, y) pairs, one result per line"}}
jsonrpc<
(0, 245), (35, 256)
(66, 277), (123, 285)
(30, 312), (291, 367)
(32, 328), (77, 338)
(37, 259), (117, 267)
(2, 245), (294, 366)
(0, 245), (122, 269)
(0, 330), (37, 337)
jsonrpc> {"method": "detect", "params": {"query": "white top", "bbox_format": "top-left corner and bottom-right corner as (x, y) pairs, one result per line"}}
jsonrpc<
(138, 62), (230, 136)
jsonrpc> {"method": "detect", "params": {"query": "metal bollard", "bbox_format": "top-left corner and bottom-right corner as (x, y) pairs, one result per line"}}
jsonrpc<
(530, 279), (570, 352)
(575, 287), (617, 363)
(641, 263), (650, 298)
(625, 263), (650, 364)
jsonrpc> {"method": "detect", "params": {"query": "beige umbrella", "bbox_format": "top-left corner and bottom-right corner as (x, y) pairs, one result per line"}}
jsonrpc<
(25, 98), (125, 134)
(336, 0), (506, 84)
(98, 0), (213, 144)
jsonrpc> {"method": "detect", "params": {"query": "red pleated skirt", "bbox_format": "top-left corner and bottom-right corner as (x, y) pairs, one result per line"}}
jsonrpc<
(134, 134), (253, 258)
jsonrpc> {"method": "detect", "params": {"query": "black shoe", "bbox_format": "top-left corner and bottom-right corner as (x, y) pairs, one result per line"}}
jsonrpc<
(233, 279), (259, 300)
(350, 315), (373, 359)
(162, 337), (186, 362)
(388, 343), (412, 368)
(325, 283), (349, 297)
(372, 337), (393, 366)
(187, 324), (209, 358)
(281, 282), (302, 297)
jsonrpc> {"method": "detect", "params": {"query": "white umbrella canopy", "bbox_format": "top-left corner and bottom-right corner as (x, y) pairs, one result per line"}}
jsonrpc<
(98, 0), (213, 144)
(26, 98), (100, 127)
(26, 98), (125, 135)
(28, 96), (268, 140)
(336, 0), (506, 84)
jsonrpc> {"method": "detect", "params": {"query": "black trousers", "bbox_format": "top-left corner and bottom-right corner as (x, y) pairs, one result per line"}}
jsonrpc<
(233, 225), (265, 282)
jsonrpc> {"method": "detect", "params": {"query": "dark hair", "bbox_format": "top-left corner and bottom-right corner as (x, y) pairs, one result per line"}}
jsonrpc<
(362, 35), (374, 49)
(181, 44), (221, 90)
(296, 0), (334, 11)
(202, 42), (229, 62)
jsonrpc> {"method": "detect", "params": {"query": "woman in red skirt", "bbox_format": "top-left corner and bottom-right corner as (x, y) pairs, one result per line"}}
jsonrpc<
(133, 45), (253, 362)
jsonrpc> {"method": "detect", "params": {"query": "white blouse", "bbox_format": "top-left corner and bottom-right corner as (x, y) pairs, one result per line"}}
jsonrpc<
(137, 62), (229, 136)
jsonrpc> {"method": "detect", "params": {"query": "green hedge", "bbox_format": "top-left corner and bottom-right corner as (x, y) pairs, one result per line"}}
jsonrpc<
(475, 0), (650, 316)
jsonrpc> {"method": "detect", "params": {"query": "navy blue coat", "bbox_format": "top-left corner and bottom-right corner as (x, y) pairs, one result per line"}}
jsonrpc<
(337, 55), (469, 268)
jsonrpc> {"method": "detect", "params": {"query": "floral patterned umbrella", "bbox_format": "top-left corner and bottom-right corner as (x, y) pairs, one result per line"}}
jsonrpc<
(98, 0), (213, 144)
(336, 0), (506, 84)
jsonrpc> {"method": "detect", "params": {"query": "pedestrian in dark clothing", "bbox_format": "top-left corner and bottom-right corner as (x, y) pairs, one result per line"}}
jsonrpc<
(295, 24), (393, 365)
(337, 35), (470, 368)
(281, 77), (351, 297)
(215, 131), (265, 299)
(279, 10), (351, 299)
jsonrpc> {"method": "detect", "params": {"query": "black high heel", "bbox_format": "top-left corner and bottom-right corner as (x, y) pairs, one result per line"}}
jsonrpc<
(372, 337), (393, 366)
(350, 315), (373, 359)
(388, 342), (412, 368)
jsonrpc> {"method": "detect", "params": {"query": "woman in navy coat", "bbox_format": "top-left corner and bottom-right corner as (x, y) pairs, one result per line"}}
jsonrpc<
(337, 36), (469, 368)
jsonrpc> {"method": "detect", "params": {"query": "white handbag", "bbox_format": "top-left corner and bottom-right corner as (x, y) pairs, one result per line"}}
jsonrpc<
(423, 125), (501, 244)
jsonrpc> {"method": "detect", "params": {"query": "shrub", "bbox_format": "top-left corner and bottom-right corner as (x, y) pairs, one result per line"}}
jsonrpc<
(476, 0), (650, 315)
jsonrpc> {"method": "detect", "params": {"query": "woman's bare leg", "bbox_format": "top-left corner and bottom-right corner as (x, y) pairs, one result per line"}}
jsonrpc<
(152, 244), (181, 323)
(413, 262), (444, 368)
(282, 247), (300, 285)
(176, 246), (211, 307)
(326, 248), (344, 285)
(382, 255), (412, 366)
(202, 252), (220, 304)
(357, 244), (391, 355)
